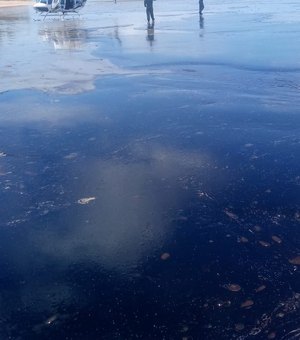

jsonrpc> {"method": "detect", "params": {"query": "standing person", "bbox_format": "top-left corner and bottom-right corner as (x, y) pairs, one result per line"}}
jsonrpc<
(199, 0), (204, 14)
(144, 0), (155, 26)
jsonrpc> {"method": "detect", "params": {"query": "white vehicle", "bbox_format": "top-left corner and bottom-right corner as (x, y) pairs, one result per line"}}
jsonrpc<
(33, 0), (87, 18)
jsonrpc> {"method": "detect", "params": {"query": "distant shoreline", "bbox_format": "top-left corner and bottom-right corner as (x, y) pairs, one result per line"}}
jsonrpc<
(0, 0), (32, 8)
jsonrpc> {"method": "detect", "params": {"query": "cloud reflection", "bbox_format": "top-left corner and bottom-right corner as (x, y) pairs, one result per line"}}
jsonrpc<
(35, 142), (209, 271)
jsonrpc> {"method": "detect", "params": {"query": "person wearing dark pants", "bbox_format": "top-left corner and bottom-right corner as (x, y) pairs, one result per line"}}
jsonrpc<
(144, 0), (155, 25)
(199, 0), (204, 14)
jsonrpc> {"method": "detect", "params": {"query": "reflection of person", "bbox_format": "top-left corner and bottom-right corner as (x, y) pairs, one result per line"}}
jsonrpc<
(146, 25), (154, 46)
(144, 0), (155, 25)
(199, 0), (204, 14)
(199, 11), (204, 29)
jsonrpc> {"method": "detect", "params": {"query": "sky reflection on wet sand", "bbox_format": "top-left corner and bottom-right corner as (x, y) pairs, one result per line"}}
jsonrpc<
(0, 0), (300, 339)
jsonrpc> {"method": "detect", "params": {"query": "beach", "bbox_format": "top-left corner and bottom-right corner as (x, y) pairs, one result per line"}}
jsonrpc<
(0, 0), (31, 7)
(0, 0), (300, 339)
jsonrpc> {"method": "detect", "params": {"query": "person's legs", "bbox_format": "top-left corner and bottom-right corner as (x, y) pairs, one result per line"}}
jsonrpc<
(149, 5), (154, 21)
(146, 7), (150, 22)
(199, 0), (204, 14)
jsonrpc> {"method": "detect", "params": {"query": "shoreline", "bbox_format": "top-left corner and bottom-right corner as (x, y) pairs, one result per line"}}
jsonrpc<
(0, 1), (32, 7)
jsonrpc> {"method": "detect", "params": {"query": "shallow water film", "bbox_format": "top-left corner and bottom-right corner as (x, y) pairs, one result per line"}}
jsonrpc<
(1, 0), (300, 339)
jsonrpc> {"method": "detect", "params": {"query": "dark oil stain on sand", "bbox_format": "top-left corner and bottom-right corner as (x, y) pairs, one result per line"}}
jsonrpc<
(0, 72), (299, 339)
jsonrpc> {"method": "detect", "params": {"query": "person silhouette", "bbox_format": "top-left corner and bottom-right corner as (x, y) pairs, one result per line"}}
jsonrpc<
(144, 0), (155, 25)
(199, 0), (204, 14)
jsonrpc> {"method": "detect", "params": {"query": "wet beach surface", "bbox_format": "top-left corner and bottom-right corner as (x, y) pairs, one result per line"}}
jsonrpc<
(1, 0), (300, 339)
